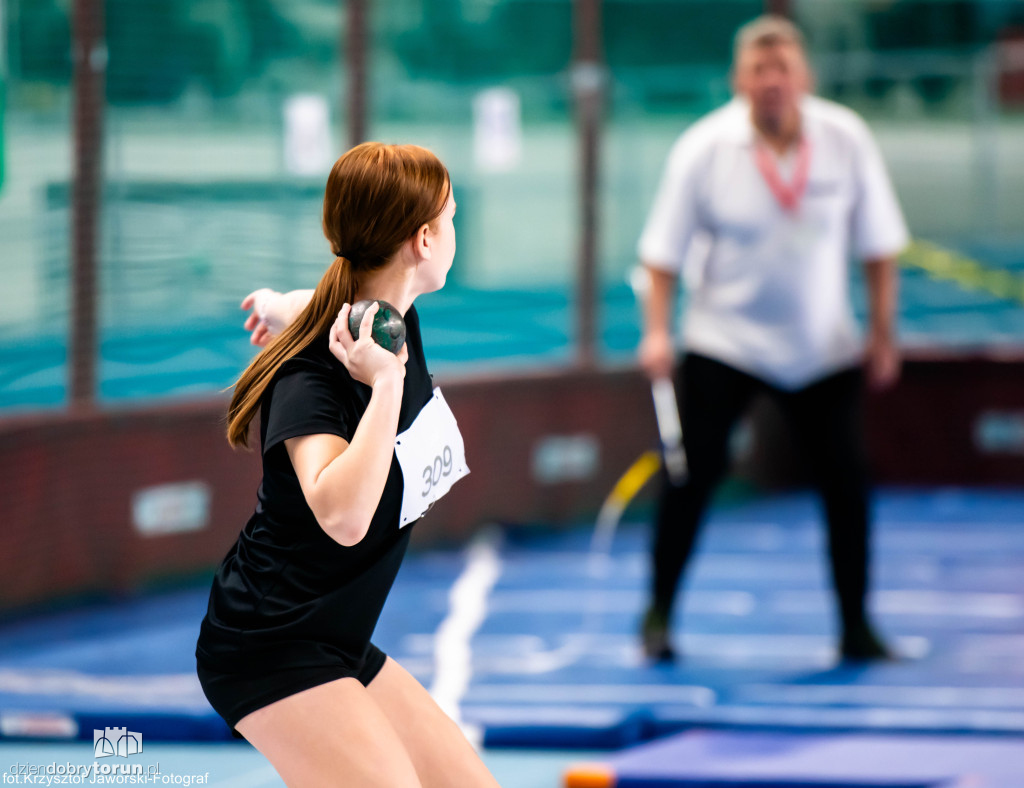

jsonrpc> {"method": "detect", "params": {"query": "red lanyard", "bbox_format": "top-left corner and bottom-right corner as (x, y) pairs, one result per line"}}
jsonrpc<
(754, 136), (811, 214)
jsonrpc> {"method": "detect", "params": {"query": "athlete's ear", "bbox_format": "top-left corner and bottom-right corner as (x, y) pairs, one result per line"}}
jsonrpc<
(410, 223), (432, 261)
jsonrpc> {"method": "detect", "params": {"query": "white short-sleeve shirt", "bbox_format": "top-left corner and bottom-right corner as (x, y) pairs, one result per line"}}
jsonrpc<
(638, 95), (909, 390)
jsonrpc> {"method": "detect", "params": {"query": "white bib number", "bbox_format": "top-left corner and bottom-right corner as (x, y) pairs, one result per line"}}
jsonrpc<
(394, 388), (469, 527)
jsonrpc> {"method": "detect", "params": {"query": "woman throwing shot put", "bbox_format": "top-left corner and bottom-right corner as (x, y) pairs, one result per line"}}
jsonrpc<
(195, 142), (498, 788)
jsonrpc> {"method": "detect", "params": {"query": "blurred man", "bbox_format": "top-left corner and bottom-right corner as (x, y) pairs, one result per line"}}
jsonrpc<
(637, 15), (907, 662)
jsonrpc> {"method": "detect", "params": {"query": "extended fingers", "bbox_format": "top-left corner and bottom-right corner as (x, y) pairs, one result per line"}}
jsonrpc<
(241, 288), (274, 312)
(250, 324), (271, 346)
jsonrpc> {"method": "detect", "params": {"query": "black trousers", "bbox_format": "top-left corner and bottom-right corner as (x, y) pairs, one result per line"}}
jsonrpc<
(651, 353), (873, 635)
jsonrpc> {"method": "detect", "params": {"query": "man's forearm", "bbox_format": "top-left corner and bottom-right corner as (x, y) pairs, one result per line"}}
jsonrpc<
(643, 265), (679, 337)
(864, 256), (898, 338)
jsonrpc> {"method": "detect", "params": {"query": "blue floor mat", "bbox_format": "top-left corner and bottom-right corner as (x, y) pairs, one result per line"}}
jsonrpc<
(565, 729), (1024, 788)
(1, 489), (1023, 750)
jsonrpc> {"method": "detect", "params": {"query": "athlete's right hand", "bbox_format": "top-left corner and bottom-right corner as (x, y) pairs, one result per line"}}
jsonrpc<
(638, 329), (675, 381)
(329, 303), (408, 388)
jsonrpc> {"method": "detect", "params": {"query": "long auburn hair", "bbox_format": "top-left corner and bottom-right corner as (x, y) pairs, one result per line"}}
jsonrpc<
(226, 142), (451, 448)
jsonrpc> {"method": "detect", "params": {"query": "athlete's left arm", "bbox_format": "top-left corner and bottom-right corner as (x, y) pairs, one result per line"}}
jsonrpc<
(863, 255), (900, 390)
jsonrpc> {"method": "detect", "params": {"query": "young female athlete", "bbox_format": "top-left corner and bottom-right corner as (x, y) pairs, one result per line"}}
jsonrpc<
(195, 142), (499, 788)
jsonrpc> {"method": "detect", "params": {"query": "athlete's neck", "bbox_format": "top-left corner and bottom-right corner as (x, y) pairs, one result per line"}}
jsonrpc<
(357, 264), (417, 316)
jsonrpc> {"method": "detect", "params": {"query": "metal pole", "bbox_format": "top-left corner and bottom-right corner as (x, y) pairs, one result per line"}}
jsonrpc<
(346, 0), (368, 147)
(971, 46), (999, 236)
(70, 0), (105, 408)
(572, 0), (603, 369)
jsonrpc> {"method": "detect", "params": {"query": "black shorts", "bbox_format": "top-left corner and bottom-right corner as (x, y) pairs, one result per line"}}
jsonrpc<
(196, 642), (388, 734)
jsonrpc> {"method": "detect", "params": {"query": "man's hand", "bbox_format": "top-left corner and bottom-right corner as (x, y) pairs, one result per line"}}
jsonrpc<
(864, 330), (901, 390)
(639, 329), (676, 381)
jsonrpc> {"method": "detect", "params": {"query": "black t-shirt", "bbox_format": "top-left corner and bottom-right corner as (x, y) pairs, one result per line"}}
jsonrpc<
(197, 306), (433, 674)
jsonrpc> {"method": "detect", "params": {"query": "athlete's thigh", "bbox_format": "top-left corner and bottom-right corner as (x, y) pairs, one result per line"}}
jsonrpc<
(367, 657), (500, 788)
(236, 676), (422, 788)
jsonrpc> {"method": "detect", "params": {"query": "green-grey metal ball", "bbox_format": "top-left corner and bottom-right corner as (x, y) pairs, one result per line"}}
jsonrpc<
(348, 299), (407, 354)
